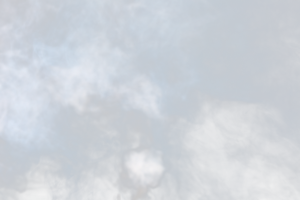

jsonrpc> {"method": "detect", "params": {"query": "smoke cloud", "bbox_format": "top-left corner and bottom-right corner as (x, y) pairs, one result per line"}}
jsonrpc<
(1, 0), (300, 200)
(125, 150), (164, 187)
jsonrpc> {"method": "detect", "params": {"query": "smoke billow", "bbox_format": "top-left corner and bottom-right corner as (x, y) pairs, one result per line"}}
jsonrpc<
(2, 0), (300, 200)
(118, 150), (164, 200)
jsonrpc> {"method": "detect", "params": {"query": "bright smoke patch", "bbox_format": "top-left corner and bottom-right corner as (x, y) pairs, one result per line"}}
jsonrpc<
(0, 0), (300, 200)
(121, 149), (167, 199)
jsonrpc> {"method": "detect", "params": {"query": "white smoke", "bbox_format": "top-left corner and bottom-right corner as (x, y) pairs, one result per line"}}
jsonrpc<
(125, 150), (164, 188)
(0, 0), (300, 198)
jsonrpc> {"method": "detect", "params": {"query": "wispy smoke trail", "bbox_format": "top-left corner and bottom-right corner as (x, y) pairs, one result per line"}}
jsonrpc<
(0, 0), (300, 200)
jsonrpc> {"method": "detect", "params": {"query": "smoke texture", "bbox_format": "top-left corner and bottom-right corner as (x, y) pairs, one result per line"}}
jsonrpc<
(0, 0), (300, 200)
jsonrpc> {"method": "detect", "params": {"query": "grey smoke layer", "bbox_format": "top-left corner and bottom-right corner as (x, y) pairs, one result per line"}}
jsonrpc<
(1, 0), (300, 199)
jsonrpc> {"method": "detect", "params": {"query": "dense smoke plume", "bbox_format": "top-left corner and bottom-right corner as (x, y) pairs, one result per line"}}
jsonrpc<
(0, 0), (300, 200)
